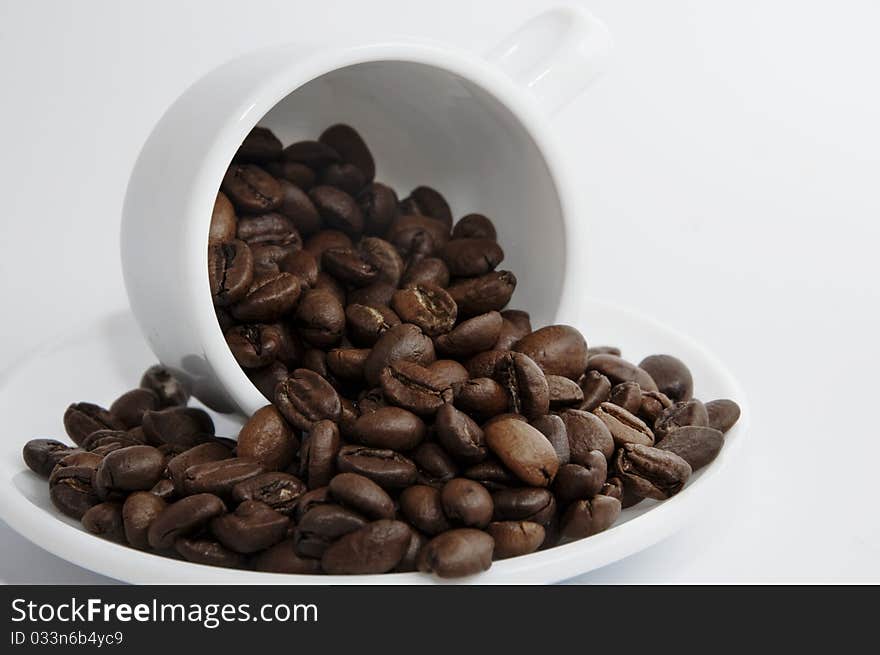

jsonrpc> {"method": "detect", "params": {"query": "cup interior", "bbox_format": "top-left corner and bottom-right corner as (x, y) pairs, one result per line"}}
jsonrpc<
(215, 59), (566, 416)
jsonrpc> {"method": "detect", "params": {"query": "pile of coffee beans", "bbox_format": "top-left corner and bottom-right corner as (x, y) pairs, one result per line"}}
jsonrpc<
(22, 124), (740, 578)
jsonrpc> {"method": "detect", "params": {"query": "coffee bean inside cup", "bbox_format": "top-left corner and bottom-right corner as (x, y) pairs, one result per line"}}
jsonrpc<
(21, 123), (740, 578)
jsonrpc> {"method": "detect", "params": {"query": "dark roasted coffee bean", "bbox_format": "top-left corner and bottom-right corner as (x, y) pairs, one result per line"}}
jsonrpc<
(452, 213), (496, 240)
(379, 361), (451, 416)
(231, 271), (301, 322)
(253, 539), (322, 574)
(266, 160), (317, 191)
(706, 399), (741, 434)
(512, 325), (588, 381)
(80, 428), (145, 452)
(279, 248), (319, 287)
(400, 186), (453, 226)
(352, 406), (426, 451)
(275, 178), (323, 235)
(109, 388), (160, 429)
(553, 451), (607, 503)
(232, 472), (305, 515)
(639, 354), (693, 402)
(237, 405), (298, 471)
(234, 126), (282, 163)
(308, 186), (363, 234)
(48, 452), (102, 518)
(559, 495), (621, 543)
(435, 311), (503, 359)
(411, 442), (458, 486)
(319, 124), (375, 182)
(440, 478), (493, 528)
(452, 378), (508, 420)
(222, 164), (282, 213)
(463, 458), (517, 490)
(601, 476), (624, 501)
(465, 350), (508, 379)
(236, 212), (299, 245)
(295, 504), (367, 558)
(141, 407), (214, 448)
(322, 519), (411, 574)
(485, 417), (558, 487)
(328, 472), (395, 520)
(148, 493), (226, 550)
(225, 324), (282, 368)
(313, 269), (347, 304)
(183, 458), (264, 497)
(363, 323), (436, 386)
(149, 478), (176, 501)
(654, 399), (709, 441)
(418, 529), (494, 578)
(587, 354), (658, 392)
(395, 528), (427, 572)
(441, 238), (504, 277)
(140, 365), (189, 407)
(578, 370), (611, 411)
(121, 491), (166, 549)
(322, 247), (378, 286)
(640, 389), (673, 425)
(283, 140), (340, 169)
(93, 445), (165, 498)
(299, 420), (341, 489)
(275, 369), (341, 430)
(359, 236), (405, 286)
(210, 192), (237, 243)
(488, 521), (544, 559)
(175, 537), (244, 568)
(657, 425), (724, 471)
(345, 303), (400, 347)
(402, 257), (450, 288)
(326, 348), (370, 381)
(304, 229), (352, 261)
(615, 443), (692, 500)
(357, 387), (386, 415)
(559, 409), (615, 462)
(428, 360), (469, 388)
(167, 442), (232, 492)
(493, 351), (550, 418)
(399, 485), (450, 535)
(446, 270), (516, 318)
(210, 500), (288, 553)
(358, 182), (398, 235)
(22, 439), (77, 477)
(82, 502), (125, 543)
(391, 284), (457, 337)
(293, 487), (332, 522)
(594, 402), (655, 447)
(609, 381), (642, 414)
(347, 281), (396, 308)
(434, 404), (487, 464)
(589, 346), (622, 358)
(295, 288), (345, 348)
(320, 162), (366, 195)
(338, 397), (359, 439)
(530, 414), (570, 465)
(336, 445), (417, 488)
(547, 375), (584, 409)
(247, 361), (289, 401)
(63, 402), (125, 446)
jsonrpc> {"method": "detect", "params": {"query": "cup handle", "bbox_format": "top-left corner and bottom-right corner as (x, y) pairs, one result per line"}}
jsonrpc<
(485, 6), (612, 114)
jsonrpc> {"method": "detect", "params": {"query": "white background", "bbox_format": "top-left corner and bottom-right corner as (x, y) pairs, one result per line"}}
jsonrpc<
(1, 0), (878, 583)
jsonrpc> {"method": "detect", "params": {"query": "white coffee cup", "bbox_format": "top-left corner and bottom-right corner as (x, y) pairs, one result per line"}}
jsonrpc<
(121, 6), (612, 418)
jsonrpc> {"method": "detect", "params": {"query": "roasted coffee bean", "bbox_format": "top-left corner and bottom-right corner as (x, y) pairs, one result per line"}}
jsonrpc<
(234, 126), (282, 163)
(322, 520), (411, 574)
(322, 247), (378, 286)
(109, 388), (160, 429)
(231, 271), (301, 322)
(357, 387), (386, 414)
(488, 521), (544, 559)
(640, 389), (673, 425)
(328, 472), (395, 520)
(253, 539), (322, 574)
(589, 346), (622, 358)
(656, 425), (724, 471)
(512, 325), (588, 381)
(400, 186), (453, 226)
(236, 212), (299, 245)
(352, 406), (426, 451)
(395, 528), (427, 573)
(82, 502), (125, 542)
(147, 493), (226, 550)
(293, 487), (332, 522)
(279, 249), (318, 287)
(452, 378), (508, 420)
(275, 369), (341, 431)
(391, 284), (457, 337)
(435, 311), (503, 358)
(49, 452), (102, 518)
(553, 452), (607, 503)
(183, 458), (264, 497)
(80, 429), (142, 452)
(309, 186), (363, 235)
(615, 443), (692, 500)
(559, 495), (621, 543)
(347, 280), (396, 308)
(441, 238), (504, 277)
(530, 414), (570, 465)
(222, 164), (282, 213)
(93, 445), (165, 498)
(122, 491), (166, 549)
(363, 323), (436, 386)
(320, 163), (366, 195)
(225, 324), (282, 368)
(304, 229), (352, 261)
(295, 504), (367, 558)
(440, 478), (493, 528)
(326, 348), (370, 381)
(446, 271), (516, 318)
(428, 360), (469, 387)
(578, 370), (611, 411)
(283, 140), (340, 169)
(559, 409), (615, 461)
(602, 476), (624, 501)
(411, 442), (458, 486)
(452, 213), (497, 240)
(463, 458), (518, 490)
(493, 352), (550, 418)
(338, 397), (359, 438)
(299, 420), (341, 488)
(300, 347), (331, 379)
(319, 124), (375, 182)
(639, 354), (693, 402)
(402, 257), (450, 288)
(399, 485), (450, 535)
(417, 529), (494, 578)
(609, 381), (642, 414)
(345, 303), (400, 347)
(175, 537), (245, 568)
(465, 350), (508, 379)
(706, 399), (741, 434)
(237, 405), (298, 471)
(210, 192), (238, 243)
(359, 237), (405, 285)
(22, 439), (77, 477)
(547, 375), (584, 409)
(142, 407), (214, 448)
(167, 442), (233, 492)
(247, 361), (289, 401)
(587, 354), (658, 392)
(63, 402), (125, 446)
(336, 445), (417, 488)
(140, 365), (190, 407)
(295, 288), (345, 348)
(434, 404), (487, 464)
(232, 472), (306, 515)
(210, 500), (288, 554)
(149, 479), (176, 501)
(594, 402), (655, 447)
(266, 160), (317, 191)
(485, 417), (558, 487)
(654, 399), (709, 442)
(379, 361), (451, 416)
(275, 178), (322, 235)
(358, 182), (398, 235)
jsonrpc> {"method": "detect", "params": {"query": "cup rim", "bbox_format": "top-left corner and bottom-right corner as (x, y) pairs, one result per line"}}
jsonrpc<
(186, 40), (582, 419)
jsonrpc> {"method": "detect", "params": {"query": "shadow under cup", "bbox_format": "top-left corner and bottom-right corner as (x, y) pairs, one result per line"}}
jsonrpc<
(206, 59), (567, 416)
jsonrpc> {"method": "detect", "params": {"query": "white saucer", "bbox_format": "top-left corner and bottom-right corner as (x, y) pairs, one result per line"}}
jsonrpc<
(0, 302), (748, 584)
